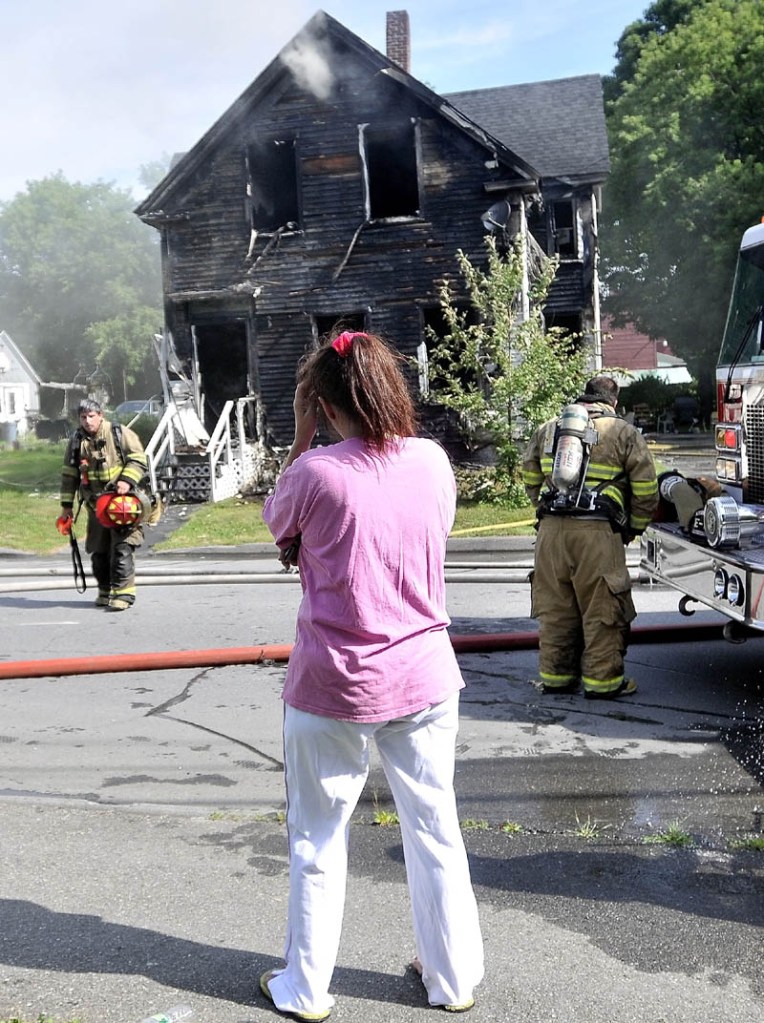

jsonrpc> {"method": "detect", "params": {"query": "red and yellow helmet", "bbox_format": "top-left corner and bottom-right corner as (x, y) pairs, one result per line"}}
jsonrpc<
(95, 491), (145, 528)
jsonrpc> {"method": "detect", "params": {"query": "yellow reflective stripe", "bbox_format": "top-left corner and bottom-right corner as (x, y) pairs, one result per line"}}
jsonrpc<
(120, 465), (147, 484)
(522, 471), (544, 485)
(631, 515), (652, 529)
(87, 466), (124, 483)
(540, 671), (579, 685)
(598, 486), (625, 509)
(632, 479), (659, 495)
(587, 462), (625, 479)
(582, 673), (624, 690)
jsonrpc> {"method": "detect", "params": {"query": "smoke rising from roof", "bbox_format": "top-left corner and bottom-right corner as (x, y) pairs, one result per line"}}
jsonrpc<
(280, 34), (334, 101)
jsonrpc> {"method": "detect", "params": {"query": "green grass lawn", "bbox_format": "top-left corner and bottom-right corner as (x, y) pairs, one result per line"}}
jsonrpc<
(154, 496), (535, 551)
(0, 441), (535, 554)
(0, 441), (70, 554)
(0, 442), (63, 489)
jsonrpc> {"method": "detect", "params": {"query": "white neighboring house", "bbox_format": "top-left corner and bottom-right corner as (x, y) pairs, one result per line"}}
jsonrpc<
(0, 330), (41, 441)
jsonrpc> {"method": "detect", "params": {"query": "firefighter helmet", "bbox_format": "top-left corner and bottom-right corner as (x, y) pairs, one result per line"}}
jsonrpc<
(95, 490), (147, 528)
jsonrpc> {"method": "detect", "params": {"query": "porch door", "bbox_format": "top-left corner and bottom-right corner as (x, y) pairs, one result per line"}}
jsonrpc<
(192, 320), (249, 431)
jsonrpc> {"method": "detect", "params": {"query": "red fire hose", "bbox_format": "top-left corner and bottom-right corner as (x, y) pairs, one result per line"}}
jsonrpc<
(0, 621), (732, 680)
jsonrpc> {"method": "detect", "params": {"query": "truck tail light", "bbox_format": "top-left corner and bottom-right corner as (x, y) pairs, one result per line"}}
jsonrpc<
(715, 422), (742, 451)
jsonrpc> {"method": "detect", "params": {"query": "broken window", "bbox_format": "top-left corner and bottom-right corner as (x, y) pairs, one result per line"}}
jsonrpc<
(544, 311), (582, 339)
(529, 200), (579, 258)
(247, 138), (300, 233)
(421, 304), (480, 396)
(313, 313), (367, 344)
(527, 202), (549, 253)
(362, 121), (420, 221)
(552, 201), (577, 258)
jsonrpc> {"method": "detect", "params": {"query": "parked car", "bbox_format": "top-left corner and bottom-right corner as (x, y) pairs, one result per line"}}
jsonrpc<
(113, 398), (163, 417)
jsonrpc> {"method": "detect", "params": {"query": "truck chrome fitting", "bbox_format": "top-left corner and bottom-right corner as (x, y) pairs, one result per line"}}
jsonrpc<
(703, 495), (762, 548)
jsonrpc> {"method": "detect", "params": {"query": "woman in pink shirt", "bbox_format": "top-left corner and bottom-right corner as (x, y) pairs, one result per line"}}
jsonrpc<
(261, 331), (483, 1020)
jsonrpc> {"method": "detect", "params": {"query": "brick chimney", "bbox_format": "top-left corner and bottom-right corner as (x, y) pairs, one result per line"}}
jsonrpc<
(386, 11), (411, 73)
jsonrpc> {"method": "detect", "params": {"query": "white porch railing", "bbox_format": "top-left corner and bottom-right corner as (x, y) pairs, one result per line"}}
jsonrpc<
(145, 396), (263, 503)
(145, 405), (179, 495)
(205, 396), (259, 503)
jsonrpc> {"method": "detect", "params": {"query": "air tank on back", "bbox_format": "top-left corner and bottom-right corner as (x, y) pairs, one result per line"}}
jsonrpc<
(551, 403), (590, 494)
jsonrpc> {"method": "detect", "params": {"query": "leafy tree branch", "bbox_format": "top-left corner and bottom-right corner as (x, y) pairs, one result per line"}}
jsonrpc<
(425, 236), (588, 504)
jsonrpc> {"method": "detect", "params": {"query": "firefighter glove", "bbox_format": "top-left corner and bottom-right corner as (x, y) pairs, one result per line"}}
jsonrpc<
(56, 512), (73, 536)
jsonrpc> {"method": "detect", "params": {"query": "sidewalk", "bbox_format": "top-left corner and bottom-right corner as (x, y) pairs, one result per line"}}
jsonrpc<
(2, 801), (761, 1023)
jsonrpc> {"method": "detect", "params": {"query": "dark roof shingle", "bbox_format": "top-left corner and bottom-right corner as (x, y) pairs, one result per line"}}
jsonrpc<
(444, 74), (610, 182)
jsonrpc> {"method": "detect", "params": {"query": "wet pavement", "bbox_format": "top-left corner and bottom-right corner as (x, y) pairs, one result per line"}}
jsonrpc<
(1, 468), (763, 1022)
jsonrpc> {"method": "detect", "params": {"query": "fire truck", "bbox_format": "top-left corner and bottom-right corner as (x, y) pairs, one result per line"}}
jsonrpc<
(640, 219), (764, 640)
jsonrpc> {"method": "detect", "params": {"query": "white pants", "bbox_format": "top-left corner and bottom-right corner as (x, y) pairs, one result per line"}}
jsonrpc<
(266, 695), (484, 1016)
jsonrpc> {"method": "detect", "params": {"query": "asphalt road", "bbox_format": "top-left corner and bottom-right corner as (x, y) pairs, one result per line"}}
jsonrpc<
(0, 534), (762, 1023)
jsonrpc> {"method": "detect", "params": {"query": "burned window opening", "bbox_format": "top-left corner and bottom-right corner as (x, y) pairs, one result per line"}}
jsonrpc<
(362, 121), (420, 221)
(421, 303), (480, 395)
(192, 319), (251, 431)
(528, 199), (579, 259)
(552, 200), (577, 258)
(527, 201), (548, 253)
(313, 312), (367, 344)
(247, 138), (300, 234)
(544, 311), (583, 345)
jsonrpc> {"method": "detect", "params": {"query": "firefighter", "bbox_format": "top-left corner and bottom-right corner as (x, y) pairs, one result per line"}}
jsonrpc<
(58, 398), (148, 611)
(522, 376), (659, 699)
(653, 465), (724, 532)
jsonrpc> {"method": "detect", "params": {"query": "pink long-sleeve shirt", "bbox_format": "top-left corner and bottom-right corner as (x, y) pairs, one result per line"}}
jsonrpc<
(262, 436), (465, 722)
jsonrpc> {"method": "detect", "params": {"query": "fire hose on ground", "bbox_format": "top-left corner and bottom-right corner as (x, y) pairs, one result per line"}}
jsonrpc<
(0, 561), (643, 591)
(0, 622), (736, 680)
(0, 558), (751, 680)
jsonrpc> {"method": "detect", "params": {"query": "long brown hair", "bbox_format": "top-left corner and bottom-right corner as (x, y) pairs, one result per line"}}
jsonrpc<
(299, 331), (418, 451)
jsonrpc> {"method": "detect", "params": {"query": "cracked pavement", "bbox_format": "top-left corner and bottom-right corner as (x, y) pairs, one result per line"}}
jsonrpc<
(0, 542), (762, 1022)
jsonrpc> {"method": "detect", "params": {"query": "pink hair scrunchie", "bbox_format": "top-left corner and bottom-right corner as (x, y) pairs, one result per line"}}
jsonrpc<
(331, 331), (367, 357)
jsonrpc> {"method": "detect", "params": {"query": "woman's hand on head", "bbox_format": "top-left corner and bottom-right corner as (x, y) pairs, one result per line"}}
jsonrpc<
(293, 379), (319, 447)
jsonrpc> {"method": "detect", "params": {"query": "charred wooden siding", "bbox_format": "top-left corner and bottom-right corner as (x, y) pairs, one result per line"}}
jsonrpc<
(136, 13), (611, 456)
(545, 262), (586, 313)
(154, 70), (531, 446)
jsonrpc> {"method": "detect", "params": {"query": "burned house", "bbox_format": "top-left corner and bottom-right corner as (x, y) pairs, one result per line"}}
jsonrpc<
(136, 10), (609, 462)
(444, 74), (609, 346)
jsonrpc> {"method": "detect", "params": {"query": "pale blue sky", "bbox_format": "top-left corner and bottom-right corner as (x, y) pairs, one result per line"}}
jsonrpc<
(0, 0), (649, 203)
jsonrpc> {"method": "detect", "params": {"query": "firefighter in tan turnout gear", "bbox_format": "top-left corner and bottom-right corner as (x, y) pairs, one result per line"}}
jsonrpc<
(58, 399), (149, 611)
(522, 376), (659, 699)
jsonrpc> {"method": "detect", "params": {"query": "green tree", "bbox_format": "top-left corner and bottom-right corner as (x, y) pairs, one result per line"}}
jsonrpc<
(603, 0), (764, 419)
(138, 155), (172, 192)
(85, 302), (163, 401)
(0, 174), (162, 413)
(602, 0), (706, 105)
(426, 236), (589, 504)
